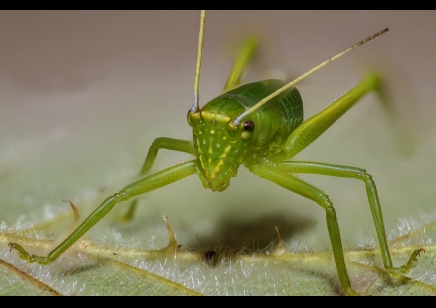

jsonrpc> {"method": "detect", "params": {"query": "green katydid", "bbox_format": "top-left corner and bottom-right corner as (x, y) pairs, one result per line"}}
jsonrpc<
(8, 10), (424, 296)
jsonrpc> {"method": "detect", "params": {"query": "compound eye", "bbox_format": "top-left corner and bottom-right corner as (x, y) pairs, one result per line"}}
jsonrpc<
(187, 110), (193, 127)
(241, 120), (255, 139)
(243, 120), (255, 131)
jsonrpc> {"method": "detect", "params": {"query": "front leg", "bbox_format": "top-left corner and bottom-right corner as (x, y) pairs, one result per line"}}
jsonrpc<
(9, 160), (196, 265)
(121, 137), (194, 221)
(139, 137), (194, 175)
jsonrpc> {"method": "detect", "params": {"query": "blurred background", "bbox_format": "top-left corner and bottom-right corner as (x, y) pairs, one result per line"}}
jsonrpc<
(0, 11), (435, 255)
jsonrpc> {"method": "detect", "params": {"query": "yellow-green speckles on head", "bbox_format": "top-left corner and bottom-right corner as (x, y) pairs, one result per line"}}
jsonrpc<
(201, 111), (231, 123)
(217, 146), (232, 159)
(199, 155), (205, 169)
(192, 106), (250, 188)
(214, 160), (224, 173)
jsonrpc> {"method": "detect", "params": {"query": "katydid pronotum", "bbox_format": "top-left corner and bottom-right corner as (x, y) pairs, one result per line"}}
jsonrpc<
(8, 10), (423, 295)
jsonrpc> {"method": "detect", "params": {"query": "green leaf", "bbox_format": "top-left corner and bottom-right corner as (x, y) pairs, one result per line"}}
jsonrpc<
(1, 215), (436, 295)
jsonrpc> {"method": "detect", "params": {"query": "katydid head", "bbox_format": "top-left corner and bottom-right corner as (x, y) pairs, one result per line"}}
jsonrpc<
(188, 102), (256, 192)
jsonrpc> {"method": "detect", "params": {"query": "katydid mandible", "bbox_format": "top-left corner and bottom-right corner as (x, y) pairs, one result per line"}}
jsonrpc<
(9, 11), (423, 296)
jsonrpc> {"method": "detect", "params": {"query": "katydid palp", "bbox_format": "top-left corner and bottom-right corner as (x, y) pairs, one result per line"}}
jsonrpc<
(8, 10), (423, 296)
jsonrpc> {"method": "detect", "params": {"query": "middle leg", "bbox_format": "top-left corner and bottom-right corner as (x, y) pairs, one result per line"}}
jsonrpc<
(277, 160), (423, 276)
(250, 164), (358, 295)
